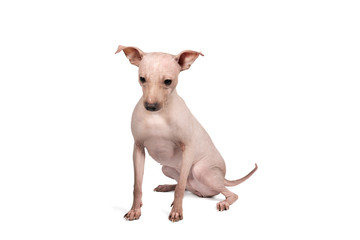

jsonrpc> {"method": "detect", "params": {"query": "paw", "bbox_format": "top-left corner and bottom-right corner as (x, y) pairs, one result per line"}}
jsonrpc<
(168, 206), (183, 222)
(216, 201), (230, 211)
(154, 184), (176, 192)
(124, 208), (141, 221)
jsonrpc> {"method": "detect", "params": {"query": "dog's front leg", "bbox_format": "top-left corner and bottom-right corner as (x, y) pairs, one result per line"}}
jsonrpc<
(169, 145), (193, 222)
(124, 142), (145, 221)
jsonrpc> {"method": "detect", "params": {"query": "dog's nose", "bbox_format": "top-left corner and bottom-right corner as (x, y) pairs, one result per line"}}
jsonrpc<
(144, 102), (160, 112)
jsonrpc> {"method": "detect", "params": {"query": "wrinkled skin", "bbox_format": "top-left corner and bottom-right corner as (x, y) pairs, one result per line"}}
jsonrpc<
(116, 45), (257, 222)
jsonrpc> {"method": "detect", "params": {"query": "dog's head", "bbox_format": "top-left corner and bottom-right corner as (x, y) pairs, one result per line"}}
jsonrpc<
(116, 45), (203, 112)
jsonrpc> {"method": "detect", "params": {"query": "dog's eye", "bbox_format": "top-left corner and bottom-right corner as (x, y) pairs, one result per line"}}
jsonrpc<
(164, 79), (172, 86)
(139, 77), (146, 83)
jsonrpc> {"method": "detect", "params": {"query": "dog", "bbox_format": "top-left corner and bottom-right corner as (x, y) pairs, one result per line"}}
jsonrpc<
(116, 45), (257, 222)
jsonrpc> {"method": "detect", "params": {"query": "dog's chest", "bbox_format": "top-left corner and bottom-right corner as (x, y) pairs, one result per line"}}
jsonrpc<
(132, 114), (182, 167)
(135, 114), (173, 139)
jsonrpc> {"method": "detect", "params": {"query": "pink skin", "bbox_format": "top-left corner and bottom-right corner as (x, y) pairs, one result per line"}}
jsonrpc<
(116, 45), (258, 222)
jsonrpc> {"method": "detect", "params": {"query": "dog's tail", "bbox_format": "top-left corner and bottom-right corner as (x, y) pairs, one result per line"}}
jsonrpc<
(224, 164), (258, 187)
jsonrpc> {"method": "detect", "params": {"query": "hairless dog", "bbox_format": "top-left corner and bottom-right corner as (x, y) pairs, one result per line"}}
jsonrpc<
(116, 45), (258, 222)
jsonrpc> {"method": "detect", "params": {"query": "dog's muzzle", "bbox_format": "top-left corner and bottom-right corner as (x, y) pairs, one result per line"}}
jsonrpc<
(144, 102), (160, 112)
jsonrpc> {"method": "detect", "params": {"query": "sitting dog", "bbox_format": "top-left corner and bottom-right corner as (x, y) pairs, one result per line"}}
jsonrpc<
(116, 45), (257, 222)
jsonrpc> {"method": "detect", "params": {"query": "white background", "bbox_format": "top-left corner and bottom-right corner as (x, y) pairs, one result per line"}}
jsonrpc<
(1, 0), (359, 239)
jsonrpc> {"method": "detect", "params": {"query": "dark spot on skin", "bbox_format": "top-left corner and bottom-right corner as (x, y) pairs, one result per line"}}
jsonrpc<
(180, 143), (185, 152)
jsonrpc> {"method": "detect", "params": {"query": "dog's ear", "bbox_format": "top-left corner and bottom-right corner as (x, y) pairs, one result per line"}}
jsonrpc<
(115, 45), (144, 67)
(175, 50), (204, 71)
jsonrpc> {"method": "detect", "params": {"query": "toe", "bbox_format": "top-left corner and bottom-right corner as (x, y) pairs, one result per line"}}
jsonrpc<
(124, 209), (141, 221)
(169, 211), (183, 222)
(225, 204), (229, 210)
(216, 201), (230, 211)
(154, 184), (176, 192)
